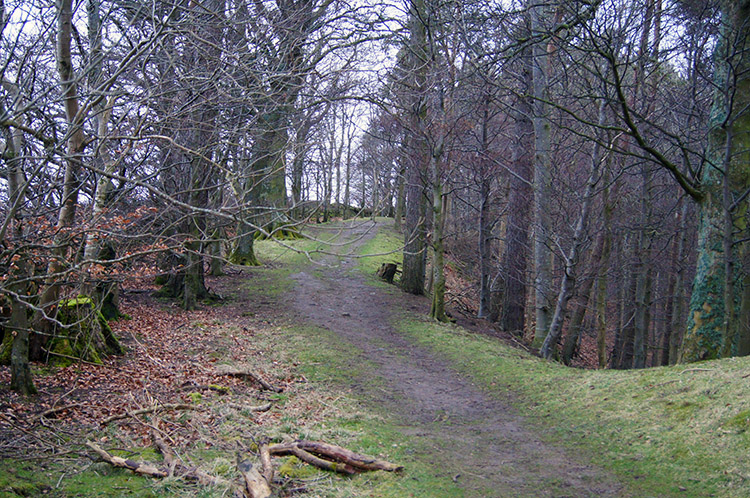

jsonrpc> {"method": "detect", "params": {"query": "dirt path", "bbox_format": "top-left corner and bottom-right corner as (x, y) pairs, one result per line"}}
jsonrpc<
(288, 220), (627, 497)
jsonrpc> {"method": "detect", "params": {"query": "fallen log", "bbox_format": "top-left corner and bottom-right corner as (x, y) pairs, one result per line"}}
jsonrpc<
(86, 442), (167, 478)
(294, 440), (403, 472)
(269, 443), (357, 475)
(102, 403), (198, 424)
(31, 403), (83, 424)
(238, 459), (272, 498)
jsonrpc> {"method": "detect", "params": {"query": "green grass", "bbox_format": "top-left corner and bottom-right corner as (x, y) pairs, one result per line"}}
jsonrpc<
(356, 220), (750, 498)
(355, 218), (403, 278)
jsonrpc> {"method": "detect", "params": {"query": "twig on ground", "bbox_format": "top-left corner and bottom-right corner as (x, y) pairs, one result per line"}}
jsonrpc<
(101, 403), (198, 424)
(31, 403), (83, 424)
(216, 365), (283, 393)
(85, 442), (167, 478)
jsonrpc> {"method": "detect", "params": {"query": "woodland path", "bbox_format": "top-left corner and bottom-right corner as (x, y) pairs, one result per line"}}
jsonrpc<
(287, 220), (628, 497)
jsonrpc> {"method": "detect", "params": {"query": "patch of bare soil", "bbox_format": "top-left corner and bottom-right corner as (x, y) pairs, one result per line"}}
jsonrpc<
(288, 220), (628, 497)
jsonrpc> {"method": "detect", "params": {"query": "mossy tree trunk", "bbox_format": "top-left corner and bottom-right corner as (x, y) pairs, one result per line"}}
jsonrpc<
(680, 1), (750, 362)
(48, 297), (123, 365)
(31, 0), (86, 361)
(8, 266), (35, 394)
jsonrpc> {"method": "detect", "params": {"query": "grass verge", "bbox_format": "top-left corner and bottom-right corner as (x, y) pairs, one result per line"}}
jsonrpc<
(361, 220), (750, 498)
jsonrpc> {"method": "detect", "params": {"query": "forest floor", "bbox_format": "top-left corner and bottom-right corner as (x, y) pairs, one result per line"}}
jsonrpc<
(1, 218), (749, 497)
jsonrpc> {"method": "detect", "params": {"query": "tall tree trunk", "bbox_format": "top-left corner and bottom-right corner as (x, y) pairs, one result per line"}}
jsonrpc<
(530, 0), (554, 347)
(478, 172), (493, 319)
(430, 166), (449, 322)
(681, 1), (750, 362)
(477, 96), (494, 319)
(595, 171), (614, 368)
(32, 0), (87, 358)
(632, 169), (654, 369)
(401, 0), (428, 296)
(561, 274), (595, 366)
(1, 81), (35, 394)
(394, 163), (406, 231)
(660, 199), (687, 365)
(497, 67), (533, 330)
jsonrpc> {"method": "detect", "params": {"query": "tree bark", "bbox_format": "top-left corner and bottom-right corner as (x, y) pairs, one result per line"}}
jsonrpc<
(400, 0), (428, 296)
(681, 1), (750, 362)
(497, 80), (532, 332)
(530, 0), (554, 347)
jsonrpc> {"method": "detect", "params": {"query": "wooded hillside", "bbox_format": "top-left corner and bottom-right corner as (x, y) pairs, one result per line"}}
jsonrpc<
(2, 0), (750, 398)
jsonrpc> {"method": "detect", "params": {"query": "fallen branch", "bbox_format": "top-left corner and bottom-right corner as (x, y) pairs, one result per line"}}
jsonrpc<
(259, 444), (274, 484)
(85, 442), (167, 478)
(41, 349), (116, 368)
(270, 443), (357, 475)
(102, 403), (198, 424)
(217, 365), (282, 393)
(294, 440), (403, 472)
(228, 402), (273, 413)
(31, 403), (83, 424)
(680, 368), (714, 375)
(179, 383), (232, 394)
(238, 459), (272, 498)
(151, 431), (221, 486)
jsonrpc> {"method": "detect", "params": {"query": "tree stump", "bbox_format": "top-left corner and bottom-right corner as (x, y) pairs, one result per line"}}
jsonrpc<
(377, 263), (398, 284)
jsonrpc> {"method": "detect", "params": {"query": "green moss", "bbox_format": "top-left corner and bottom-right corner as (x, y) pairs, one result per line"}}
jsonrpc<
(277, 456), (320, 478)
(0, 332), (12, 365)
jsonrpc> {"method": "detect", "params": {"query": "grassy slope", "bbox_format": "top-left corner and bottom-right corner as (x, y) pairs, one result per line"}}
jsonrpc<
(358, 221), (750, 498)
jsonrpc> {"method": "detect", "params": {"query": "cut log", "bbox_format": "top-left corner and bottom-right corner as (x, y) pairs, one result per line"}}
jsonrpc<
(86, 442), (167, 478)
(294, 440), (403, 472)
(238, 460), (272, 498)
(377, 263), (398, 284)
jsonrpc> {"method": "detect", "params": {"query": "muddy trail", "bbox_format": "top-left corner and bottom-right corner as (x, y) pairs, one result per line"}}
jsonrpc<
(286, 220), (628, 497)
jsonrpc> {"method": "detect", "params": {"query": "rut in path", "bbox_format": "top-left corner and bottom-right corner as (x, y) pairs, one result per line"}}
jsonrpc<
(290, 221), (628, 497)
